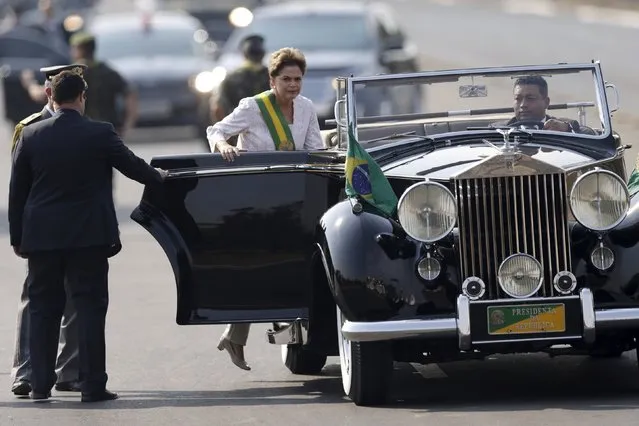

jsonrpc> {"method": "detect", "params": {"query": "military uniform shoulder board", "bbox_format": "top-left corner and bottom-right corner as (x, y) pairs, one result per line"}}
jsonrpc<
(19, 112), (43, 126)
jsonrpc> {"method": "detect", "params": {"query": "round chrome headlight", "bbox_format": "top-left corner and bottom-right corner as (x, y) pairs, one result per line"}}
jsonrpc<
(497, 253), (543, 298)
(397, 181), (457, 243)
(570, 170), (629, 232)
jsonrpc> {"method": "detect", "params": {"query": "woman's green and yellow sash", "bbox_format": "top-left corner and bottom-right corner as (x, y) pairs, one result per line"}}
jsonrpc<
(254, 90), (296, 151)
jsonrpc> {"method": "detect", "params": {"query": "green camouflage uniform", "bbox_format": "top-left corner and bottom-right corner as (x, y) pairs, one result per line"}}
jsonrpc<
(216, 62), (270, 116)
(214, 62), (270, 146)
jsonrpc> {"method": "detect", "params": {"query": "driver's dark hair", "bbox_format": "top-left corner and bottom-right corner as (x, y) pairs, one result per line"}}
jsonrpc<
(514, 75), (548, 98)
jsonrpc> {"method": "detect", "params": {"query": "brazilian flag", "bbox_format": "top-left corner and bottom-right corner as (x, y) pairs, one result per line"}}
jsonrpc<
(345, 124), (398, 216)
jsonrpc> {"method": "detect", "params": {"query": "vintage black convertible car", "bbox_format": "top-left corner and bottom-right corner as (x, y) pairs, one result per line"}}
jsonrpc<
(132, 61), (639, 406)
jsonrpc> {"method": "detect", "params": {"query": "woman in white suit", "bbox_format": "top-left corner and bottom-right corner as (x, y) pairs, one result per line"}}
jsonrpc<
(206, 47), (324, 370)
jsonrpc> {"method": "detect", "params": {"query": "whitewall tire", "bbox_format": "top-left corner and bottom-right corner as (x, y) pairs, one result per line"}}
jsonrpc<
(336, 307), (393, 406)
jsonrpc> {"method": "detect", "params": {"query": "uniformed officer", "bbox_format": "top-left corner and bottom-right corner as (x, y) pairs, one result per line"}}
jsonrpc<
(12, 64), (87, 152)
(10, 63), (88, 397)
(68, 31), (138, 137)
(210, 34), (270, 146)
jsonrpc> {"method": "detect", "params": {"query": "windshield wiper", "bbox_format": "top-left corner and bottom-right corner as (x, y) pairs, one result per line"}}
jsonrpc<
(364, 130), (424, 144)
(373, 134), (435, 163)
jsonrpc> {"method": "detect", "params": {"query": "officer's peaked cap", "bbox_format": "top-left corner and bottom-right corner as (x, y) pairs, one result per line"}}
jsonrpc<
(40, 64), (88, 80)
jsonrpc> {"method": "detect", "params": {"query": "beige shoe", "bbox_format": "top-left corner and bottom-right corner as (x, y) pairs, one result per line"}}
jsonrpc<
(217, 338), (251, 371)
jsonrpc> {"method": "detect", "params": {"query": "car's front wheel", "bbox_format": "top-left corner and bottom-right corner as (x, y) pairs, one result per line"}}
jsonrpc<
(336, 307), (393, 406)
(281, 344), (327, 375)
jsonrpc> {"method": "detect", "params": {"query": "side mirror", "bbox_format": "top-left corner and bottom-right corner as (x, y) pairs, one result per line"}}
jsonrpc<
(605, 82), (619, 115)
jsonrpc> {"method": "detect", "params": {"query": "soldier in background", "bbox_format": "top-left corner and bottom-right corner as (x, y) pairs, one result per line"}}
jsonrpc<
(10, 64), (87, 396)
(68, 32), (138, 137)
(210, 34), (270, 146)
(19, 32), (139, 137)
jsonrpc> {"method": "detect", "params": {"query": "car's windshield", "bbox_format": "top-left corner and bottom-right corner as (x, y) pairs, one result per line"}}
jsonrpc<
(95, 26), (208, 59)
(338, 67), (609, 145)
(225, 13), (374, 52)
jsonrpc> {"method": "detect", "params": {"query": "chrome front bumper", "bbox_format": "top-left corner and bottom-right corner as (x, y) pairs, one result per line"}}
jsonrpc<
(341, 288), (639, 350)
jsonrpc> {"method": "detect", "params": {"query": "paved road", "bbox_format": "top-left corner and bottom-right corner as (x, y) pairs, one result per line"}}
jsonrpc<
(2, 0), (639, 425)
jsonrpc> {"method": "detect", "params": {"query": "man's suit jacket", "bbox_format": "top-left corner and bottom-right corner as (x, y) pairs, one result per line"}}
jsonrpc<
(9, 108), (163, 255)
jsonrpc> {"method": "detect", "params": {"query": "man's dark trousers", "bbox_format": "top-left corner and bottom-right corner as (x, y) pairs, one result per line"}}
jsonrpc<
(12, 273), (78, 386)
(28, 246), (110, 394)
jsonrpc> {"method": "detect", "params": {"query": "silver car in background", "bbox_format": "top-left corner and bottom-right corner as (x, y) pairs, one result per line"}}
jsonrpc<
(87, 9), (217, 138)
(210, 1), (422, 128)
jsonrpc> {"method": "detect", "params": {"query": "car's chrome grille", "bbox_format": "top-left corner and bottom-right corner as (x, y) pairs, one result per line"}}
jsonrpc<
(454, 174), (571, 299)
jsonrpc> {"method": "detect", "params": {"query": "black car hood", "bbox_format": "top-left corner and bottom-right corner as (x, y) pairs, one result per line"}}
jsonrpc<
(106, 55), (216, 81)
(382, 143), (595, 180)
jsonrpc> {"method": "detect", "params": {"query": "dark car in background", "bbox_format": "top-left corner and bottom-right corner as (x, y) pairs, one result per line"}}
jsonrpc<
(212, 1), (422, 128)
(0, 0), (96, 126)
(86, 9), (218, 137)
(0, 25), (70, 125)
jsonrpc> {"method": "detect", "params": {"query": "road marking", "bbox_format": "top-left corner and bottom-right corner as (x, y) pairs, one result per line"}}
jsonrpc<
(502, 0), (556, 17)
(575, 5), (639, 29)
(411, 363), (449, 379)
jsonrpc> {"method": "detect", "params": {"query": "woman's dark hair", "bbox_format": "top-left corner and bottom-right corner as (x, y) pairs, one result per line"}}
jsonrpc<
(268, 47), (307, 77)
(50, 70), (87, 104)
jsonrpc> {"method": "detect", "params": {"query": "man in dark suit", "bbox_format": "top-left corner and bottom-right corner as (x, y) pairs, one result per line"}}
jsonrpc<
(495, 75), (594, 134)
(10, 63), (88, 397)
(9, 70), (167, 402)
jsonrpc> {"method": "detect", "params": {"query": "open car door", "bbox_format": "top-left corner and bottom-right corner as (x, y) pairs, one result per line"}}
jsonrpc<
(131, 150), (342, 325)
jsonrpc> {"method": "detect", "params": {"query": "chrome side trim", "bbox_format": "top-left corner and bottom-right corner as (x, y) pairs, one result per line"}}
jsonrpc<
(167, 163), (344, 179)
(580, 288), (596, 344)
(595, 308), (639, 330)
(266, 320), (308, 345)
(315, 243), (334, 289)
(341, 317), (457, 342)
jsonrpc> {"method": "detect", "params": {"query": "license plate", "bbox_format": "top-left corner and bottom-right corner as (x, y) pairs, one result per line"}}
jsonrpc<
(487, 303), (566, 335)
